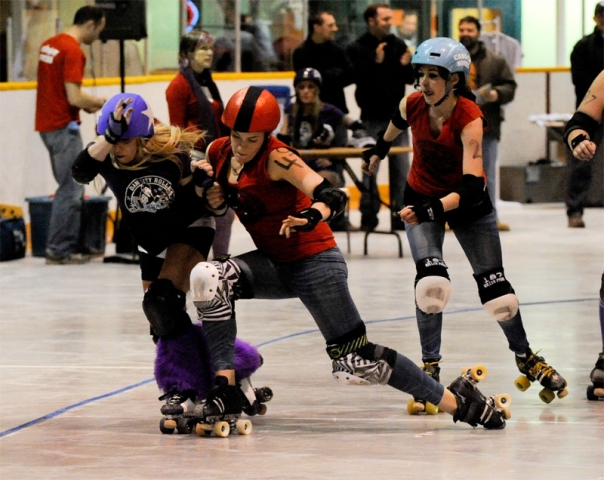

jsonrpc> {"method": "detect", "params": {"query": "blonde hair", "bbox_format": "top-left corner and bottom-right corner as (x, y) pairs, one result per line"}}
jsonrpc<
(110, 124), (204, 176)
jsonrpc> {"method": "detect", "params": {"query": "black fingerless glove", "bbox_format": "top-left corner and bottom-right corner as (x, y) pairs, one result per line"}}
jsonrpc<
(193, 167), (214, 189)
(291, 207), (322, 232)
(104, 112), (129, 144)
(411, 198), (444, 223)
(362, 130), (392, 164)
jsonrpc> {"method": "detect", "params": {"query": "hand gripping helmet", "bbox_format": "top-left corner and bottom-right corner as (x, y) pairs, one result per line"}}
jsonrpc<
(294, 67), (322, 89)
(221, 86), (281, 133)
(411, 37), (471, 84)
(97, 93), (155, 139)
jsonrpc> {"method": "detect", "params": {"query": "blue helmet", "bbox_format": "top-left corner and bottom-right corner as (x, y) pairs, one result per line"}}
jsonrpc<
(97, 93), (155, 139)
(411, 37), (471, 84)
(294, 67), (322, 89)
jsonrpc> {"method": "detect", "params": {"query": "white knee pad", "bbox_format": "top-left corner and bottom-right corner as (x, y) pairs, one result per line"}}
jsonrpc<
(190, 262), (220, 303)
(484, 293), (519, 321)
(415, 276), (451, 314)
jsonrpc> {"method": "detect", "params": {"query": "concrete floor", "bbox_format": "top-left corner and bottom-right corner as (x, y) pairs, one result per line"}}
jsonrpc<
(1, 203), (603, 480)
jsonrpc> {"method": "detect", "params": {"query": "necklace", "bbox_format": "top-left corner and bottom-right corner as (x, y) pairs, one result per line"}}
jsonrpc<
(230, 160), (243, 176)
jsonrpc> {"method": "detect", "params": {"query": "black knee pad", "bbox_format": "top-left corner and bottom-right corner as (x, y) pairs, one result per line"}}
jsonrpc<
(473, 267), (519, 321)
(142, 279), (192, 338)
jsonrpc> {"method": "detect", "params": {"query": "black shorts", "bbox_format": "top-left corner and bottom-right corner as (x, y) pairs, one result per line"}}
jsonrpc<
(139, 225), (215, 282)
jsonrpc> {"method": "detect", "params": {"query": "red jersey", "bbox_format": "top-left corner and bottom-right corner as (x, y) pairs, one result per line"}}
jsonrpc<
(35, 33), (86, 132)
(406, 92), (486, 197)
(166, 73), (223, 150)
(207, 136), (336, 263)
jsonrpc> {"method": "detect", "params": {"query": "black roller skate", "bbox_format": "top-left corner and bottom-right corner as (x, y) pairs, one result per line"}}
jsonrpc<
(587, 351), (604, 401)
(195, 376), (252, 437)
(158, 390), (198, 434)
(449, 365), (511, 430)
(514, 348), (568, 403)
(239, 377), (273, 416)
(407, 361), (441, 415)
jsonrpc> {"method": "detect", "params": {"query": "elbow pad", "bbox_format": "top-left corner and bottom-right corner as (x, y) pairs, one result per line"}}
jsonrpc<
(391, 109), (410, 130)
(313, 178), (347, 220)
(563, 111), (599, 150)
(72, 148), (103, 184)
(457, 174), (485, 209)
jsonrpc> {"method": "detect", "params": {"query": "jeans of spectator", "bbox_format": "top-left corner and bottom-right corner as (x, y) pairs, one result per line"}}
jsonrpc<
(566, 151), (592, 217)
(482, 134), (499, 219)
(40, 124), (85, 257)
(404, 209), (529, 362)
(362, 119), (409, 229)
(202, 246), (446, 405)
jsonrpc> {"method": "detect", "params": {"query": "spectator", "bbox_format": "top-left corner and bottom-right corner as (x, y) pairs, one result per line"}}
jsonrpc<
(566, 1), (604, 228)
(166, 30), (234, 258)
(35, 6), (106, 264)
(347, 3), (414, 232)
(459, 16), (517, 232)
(395, 11), (419, 53)
(292, 11), (354, 113)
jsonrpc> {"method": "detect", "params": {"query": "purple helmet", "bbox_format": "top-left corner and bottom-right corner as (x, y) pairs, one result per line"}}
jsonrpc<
(294, 68), (322, 89)
(97, 93), (155, 139)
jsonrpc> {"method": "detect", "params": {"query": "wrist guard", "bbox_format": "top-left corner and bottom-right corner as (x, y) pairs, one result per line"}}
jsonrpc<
(412, 198), (444, 223)
(104, 112), (129, 144)
(563, 111), (599, 150)
(193, 167), (214, 189)
(570, 133), (588, 150)
(362, 130), (392, 164)
(291, 207), (322, 232)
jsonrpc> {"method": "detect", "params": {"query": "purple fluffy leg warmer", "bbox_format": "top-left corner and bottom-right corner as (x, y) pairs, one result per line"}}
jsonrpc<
(234, 338), (262, 382)
(154, 323), (214, 400)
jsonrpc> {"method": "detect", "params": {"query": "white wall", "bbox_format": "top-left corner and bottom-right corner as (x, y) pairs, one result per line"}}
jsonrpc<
(0, 70), (575, 221)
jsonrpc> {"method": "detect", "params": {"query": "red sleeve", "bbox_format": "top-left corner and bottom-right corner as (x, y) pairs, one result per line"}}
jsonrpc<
(63, 42), (85, 84)
(166, 75), (189, 128)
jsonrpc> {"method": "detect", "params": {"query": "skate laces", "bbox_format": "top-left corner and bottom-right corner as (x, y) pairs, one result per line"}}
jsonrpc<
(158, 391), (189, 405)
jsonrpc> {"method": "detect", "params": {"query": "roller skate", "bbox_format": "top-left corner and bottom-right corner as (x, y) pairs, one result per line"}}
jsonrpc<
(587, 351), (604, 401)
(449, 365), (511, 430)
(158, 390), (199, 434)
(239, 377), (273, 416)
(514, 348), (568, 403)
(195, 376), (252, 438)
(407, 361), (441, 415)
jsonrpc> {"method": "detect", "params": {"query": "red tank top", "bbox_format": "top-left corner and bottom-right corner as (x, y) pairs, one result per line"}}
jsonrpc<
(207, 136), (336, 262)
(406, 92), (485, 197)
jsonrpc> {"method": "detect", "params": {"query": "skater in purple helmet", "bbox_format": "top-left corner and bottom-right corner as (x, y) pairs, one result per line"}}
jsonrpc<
(71, 93), (270, 433)
(363, 37), (567, 411)
(190, 86), (511, 430)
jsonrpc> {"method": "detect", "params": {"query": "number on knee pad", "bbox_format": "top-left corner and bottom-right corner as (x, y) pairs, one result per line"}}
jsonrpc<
(474, 268), (519, 321)
(414, 257), (451, 314)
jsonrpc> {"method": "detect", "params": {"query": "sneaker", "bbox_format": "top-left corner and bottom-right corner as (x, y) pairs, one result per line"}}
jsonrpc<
(568, 213), (585, 228)
(45, 253), (90, 265)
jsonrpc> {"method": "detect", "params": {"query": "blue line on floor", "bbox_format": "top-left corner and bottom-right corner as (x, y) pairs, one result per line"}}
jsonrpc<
(0, 297), (597, 438)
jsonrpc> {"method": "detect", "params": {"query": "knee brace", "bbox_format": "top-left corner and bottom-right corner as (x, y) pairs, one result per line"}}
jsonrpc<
(142, 279), (191, 339)
(474, 267), (519, 321)
(327, 325), (397, 385)
(414, 257), (451, 314)
(191, 257), (249, 321)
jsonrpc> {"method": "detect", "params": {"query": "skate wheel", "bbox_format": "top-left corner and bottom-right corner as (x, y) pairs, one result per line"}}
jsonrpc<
(594, 387), (604, 397)
(469, 365), (488, 382)
(195, 423), (213, 437)
(258, 404), (268, 416)
(494, 393), (512, 409)
(159, 418), (176, 434)
(425, 402), (439, 415)
(556, 388), (568, 399)
(406, 398), (421, 415)
(213, 421), (230, 438)
(500, 407), (512, 420)
(236, 419), (252, 435)
(539, 387), (555, 404)
(257, 387), (273, 402)
(514, 375), (531, 392)
(176, 417), (194, 434)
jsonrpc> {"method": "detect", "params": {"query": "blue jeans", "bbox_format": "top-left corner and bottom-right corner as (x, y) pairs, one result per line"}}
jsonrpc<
(40, 124), (84, 257)
(361, 119), (410, 230)
(405, 211), (529, 362)
(204, 247), (445, 405)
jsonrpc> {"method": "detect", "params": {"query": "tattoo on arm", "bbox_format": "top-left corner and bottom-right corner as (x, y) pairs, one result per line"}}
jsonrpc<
(582, 90), (597, 106)
(274, 148), (304, 170)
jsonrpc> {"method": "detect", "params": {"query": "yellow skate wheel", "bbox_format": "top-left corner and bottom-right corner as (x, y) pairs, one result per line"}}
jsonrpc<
(159, 418), (176, 434)
(500, 407), (512, 420)
(494, 393), (512, 409)
(425, 402), (439, 415)
(236, 419), (252, 435)
(195, 423), (213, 437)
(258, 404), (268, 416)
(406, 398), (422, 415)
(514, 375), (531, 392)
(556, 388), (569, 399)
(539, 387), (555, 404)
(469, 365), (488, 381)
(594, 387), (604, 397)
(213, 421), (230, 437)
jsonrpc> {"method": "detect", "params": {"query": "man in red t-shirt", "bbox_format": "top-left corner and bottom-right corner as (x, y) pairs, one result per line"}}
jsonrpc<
(35, 6), (106, 265)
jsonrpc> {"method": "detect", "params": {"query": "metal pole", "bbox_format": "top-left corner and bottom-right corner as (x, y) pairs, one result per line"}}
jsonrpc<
(6, 17), (13, 81)
(556, 0), (565, 66)
(234, 0), (241, 72)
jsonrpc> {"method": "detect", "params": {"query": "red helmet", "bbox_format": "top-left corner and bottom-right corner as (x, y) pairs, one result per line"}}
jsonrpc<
(221, 86), (280, 133)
